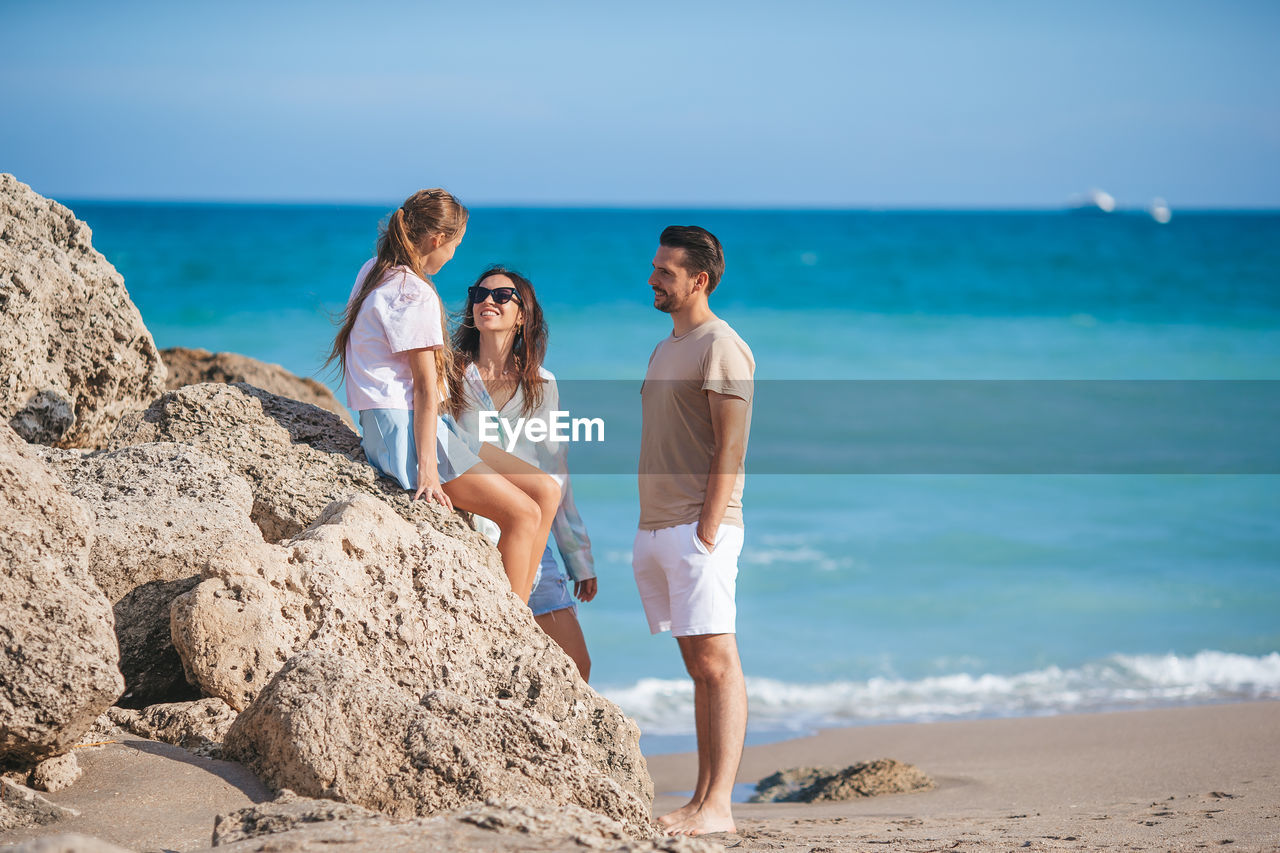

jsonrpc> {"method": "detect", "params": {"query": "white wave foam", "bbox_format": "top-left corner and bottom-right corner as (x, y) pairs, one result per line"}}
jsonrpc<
(739, 546), (855, 572)
(599, 651), (1280, 735)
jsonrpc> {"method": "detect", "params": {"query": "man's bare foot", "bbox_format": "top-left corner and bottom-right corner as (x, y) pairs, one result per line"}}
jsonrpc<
(667, 805), (736, 837)
(655, 801), (700, 829)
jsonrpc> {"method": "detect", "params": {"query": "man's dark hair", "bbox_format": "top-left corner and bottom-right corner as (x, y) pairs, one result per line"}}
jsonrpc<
(660, 225), (725, 294)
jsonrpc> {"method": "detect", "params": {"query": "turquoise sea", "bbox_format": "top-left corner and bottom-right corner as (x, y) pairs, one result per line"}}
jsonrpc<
(72, 202), (1280, 752)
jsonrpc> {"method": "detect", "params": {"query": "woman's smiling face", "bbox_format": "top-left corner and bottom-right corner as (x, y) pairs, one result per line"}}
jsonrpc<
(472, 274), (524, 334)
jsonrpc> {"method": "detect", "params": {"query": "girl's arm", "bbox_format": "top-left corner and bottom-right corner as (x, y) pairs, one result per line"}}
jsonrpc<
(407, 348), (452, 509)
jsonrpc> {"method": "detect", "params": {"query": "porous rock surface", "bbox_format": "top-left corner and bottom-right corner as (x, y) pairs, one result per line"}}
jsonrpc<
(194, 493), (650, 832)
(0, 778), (79, 833)
(106, 698), (237, 753)
(212, 789), (382, 845)
(750, 758), (935, 803)
(0, 424), (122, 764)
(212, 794), (717, 852)
(169, 492), (497, 711)
(29, 753), (82, 793)
(227, 650), (650, 834)
(161, 346), (354, 428)
(114, 383), (652, 831)
(38, 442), (262, 706)
(0, 174), (164, 448)
(108, 382), (475, 544)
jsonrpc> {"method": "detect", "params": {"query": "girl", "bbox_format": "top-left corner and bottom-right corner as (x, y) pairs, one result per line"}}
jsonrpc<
(328, 189), (559, 602)
(450, 265), (597, 680)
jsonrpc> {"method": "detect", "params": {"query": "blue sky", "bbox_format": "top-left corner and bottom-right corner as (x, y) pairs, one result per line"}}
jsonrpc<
(2, 0), (1277, 207)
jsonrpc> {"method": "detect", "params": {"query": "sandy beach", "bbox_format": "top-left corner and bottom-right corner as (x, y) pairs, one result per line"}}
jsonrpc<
(649, 700), (1280, 852)
(0, 701), (1274, 851)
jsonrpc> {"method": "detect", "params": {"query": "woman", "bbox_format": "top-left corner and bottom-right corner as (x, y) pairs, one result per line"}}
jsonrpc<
(327, 189), (559, 602)
(450, 265), (597, 680)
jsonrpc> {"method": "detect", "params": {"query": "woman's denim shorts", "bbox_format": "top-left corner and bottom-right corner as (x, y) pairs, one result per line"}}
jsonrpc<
(528, 544), (577, 617)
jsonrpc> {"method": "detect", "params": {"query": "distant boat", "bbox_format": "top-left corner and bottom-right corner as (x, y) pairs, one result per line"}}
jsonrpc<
(1147, 197), (1172, 224)
(1067, 188), (1116, 215)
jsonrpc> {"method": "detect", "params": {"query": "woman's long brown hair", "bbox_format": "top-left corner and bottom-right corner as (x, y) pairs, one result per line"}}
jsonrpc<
(327, 188), (468, 400)
(448, 265), (547, 419)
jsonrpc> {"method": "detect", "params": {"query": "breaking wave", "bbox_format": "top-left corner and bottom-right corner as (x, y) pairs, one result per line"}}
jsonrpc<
(600, 650), (1280, 735)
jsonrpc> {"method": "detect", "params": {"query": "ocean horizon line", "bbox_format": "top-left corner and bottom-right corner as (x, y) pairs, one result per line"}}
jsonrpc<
(56, 197), (1280, 215)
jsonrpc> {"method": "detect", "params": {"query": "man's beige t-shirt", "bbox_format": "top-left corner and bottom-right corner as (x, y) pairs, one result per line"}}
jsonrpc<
(638, 318), (755, 530)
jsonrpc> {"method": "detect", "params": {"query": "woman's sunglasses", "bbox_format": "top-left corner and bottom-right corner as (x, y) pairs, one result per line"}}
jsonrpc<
(468, 285), (522, 305)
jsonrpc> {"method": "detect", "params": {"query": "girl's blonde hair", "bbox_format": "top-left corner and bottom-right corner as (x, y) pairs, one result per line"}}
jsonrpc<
(328, 188), (468, 400)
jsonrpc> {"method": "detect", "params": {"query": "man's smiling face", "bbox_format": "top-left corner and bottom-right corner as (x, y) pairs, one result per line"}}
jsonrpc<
(649, 245), (702, 314)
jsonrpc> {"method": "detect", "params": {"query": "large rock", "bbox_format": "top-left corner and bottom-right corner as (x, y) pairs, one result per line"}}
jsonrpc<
(0, 174), (164, 448)
(185, 494), (650, 831)
(0, 425), (122, 764)
(226, 651), (650, 835)
(161, 346), (354, 429)
(111, 383), (652, 831)
(0, 779), (79, 833)
(109, 382), (473, 544)
(28, 752), (82, 793)
(168, 493), (492, 711)
(107, 698), (237, 754)
(212, 794), (717, 852)
(212, 789), (383, 845)
(37, 442), (262, 706)
(750, 759), (936, 803)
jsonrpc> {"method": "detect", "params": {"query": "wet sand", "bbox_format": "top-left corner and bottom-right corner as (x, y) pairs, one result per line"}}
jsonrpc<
(648, 700), (1280, 851)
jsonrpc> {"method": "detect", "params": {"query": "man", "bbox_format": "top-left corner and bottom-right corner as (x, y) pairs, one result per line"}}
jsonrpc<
(633, 225), (754, 837)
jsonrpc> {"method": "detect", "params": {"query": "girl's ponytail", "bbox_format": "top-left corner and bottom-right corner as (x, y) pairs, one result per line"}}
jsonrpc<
(387, 207), (420, 277)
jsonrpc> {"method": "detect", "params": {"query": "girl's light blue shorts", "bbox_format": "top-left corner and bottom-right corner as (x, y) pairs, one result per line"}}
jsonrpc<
(358, 409), (484, 489)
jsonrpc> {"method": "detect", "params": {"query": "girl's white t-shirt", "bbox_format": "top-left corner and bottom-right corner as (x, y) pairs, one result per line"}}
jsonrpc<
(344, 258), (446, 411)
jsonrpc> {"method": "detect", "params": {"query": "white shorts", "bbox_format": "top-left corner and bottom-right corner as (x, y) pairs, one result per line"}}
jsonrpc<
(632, 522), (744, 637)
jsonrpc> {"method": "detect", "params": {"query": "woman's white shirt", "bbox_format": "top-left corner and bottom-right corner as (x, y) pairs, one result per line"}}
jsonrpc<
(455, 363), (596, 582)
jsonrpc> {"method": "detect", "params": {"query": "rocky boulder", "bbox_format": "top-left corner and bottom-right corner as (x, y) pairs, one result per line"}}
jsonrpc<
(109, 382), (474, 544)
(37, 442), (262, 706)
(29, 753), (82, 793)
(0, 174), (164, 448)
(212, 789), (383, 845)
(175, 492), (650, 831)
(750, 759), (936, 803)
(168, 493), (495, 711)
(161, 346), (354, 428)
(0, 424), (122, 764)
(0, 779), (79, 833)
(226, 651), (650, 835)
(106, 698), (237, 755)
(108, 382), (652, 833)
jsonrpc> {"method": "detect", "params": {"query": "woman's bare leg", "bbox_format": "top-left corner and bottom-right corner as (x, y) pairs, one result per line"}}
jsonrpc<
(477, 443), (560, 601)
(534, 607), (591, 681)
(442, 462), (541, 600)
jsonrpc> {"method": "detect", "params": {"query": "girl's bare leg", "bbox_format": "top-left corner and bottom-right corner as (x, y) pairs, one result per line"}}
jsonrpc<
(534, 607), (591, 681)
(443, 462), (541, 600)
(476, 443), (560, 601)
